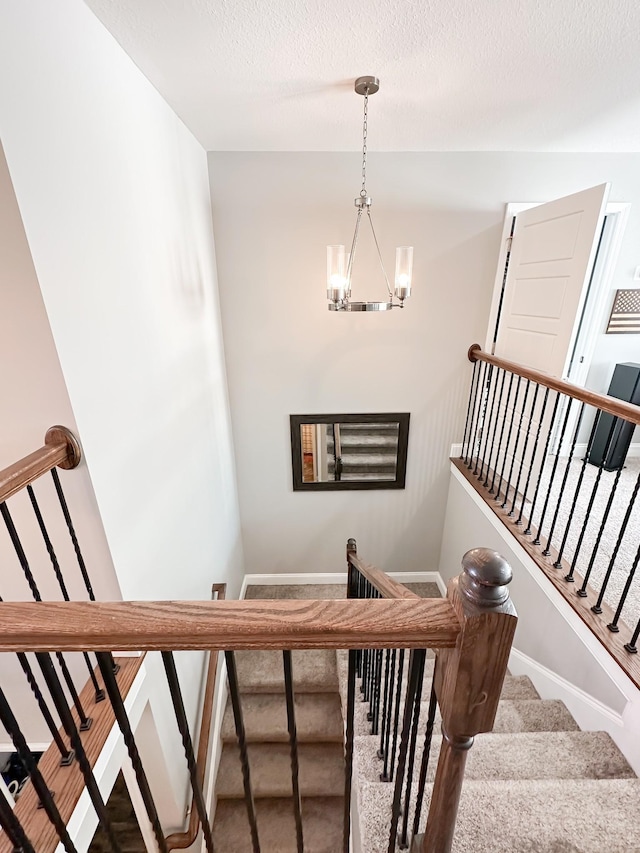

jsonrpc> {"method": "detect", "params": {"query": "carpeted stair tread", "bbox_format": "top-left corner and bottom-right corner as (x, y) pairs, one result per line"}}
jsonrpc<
(234, 649), (338, 693)
(245, 584), (347, 600)
(355, 730), (634, 784)
(221, 692), (343, 743)
(213, 796), (344, 853)
(217, 742), (345, 798)
(349, 696), (578, 737)
(359, 778), (640, 853)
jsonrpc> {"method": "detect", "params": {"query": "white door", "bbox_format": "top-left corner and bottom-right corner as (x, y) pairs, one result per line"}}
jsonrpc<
(495, 183), (610, 379)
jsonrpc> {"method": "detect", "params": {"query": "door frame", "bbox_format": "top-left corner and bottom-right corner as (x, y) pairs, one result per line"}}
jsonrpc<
(485, 201), (631, 380)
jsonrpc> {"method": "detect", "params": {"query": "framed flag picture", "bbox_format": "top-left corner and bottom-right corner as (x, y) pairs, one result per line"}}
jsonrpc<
(606, 289), (640, 334)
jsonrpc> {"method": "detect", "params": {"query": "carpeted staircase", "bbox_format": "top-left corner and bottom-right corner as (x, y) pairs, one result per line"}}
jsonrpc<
(327, 423), (399, 481)
(212, 584), (347, 852)
(212, 582), (639, 852)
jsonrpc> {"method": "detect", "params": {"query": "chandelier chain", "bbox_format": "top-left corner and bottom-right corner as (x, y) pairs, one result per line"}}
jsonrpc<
(360, 89), (368, 197)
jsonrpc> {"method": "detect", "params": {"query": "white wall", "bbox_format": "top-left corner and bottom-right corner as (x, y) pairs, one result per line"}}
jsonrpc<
(0, 0), (244, 819)
(209, 151), (640, 576)
(0, 141), (121, 745)
(439, 464), (640, 772)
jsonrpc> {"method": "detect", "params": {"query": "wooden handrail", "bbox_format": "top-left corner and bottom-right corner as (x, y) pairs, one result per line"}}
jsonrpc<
(0, 426), (82, 504)
(468, 344), (640, 426)
(347, 550), (420, 600)
(0, 598), (461, 652)
(166, 583), (226, 851)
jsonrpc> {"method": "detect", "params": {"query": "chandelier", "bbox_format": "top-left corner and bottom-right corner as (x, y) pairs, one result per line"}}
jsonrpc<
(327, 76), (413, 312)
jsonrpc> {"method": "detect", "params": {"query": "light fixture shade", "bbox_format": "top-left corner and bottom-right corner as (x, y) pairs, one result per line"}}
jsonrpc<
(327, 245), (347, 302)
(394, 246), (413, 301)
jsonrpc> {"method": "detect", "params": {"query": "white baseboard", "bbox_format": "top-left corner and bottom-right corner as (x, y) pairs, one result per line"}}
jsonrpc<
(241, 571), (446, 598)
(509, 647), (623, 728)
(573, 442), (640, 459)
(450, 443), (463, 457)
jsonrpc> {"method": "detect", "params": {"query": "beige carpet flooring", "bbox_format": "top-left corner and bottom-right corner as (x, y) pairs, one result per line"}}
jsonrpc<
(524, 457), (640, 626)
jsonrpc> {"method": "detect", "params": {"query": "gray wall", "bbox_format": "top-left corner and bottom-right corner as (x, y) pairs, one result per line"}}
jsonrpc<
(209, 153), (640, 572)
(209, 151), (640, 576)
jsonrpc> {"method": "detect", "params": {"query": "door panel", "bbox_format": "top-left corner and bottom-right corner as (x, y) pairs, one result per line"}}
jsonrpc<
(495, 184), (609, 379)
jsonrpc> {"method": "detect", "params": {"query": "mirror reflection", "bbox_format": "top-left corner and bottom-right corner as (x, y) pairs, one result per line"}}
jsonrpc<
(290, 414), (409, 491)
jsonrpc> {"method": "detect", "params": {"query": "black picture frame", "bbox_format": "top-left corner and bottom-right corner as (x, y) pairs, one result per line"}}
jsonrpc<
(290, 413), (410, 491)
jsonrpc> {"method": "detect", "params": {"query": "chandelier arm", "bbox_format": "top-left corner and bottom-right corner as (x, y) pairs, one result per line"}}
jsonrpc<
(366, 208), (393, 298)
(346, 206), (364, 295)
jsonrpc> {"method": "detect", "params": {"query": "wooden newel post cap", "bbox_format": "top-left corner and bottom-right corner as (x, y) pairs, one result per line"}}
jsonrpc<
(459, 548), (513, 608)
(347, 538), (357, 553)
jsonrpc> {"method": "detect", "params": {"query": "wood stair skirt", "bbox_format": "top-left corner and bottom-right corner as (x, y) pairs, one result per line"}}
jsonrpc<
(213, 583), (640, 853)
(0, 656), (145, 853)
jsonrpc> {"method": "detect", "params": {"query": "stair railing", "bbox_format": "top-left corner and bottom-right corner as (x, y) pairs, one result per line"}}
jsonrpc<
(458, 344), (640, 691)
(346, 539), (517, 853)
(0, 430), (517, 853)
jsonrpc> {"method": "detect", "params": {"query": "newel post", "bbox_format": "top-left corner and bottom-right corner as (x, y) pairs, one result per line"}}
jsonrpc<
(419, 548), (517, 853)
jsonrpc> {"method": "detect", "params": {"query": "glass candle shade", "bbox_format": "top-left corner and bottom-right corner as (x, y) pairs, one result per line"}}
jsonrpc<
(394, 246), (413, 301)
(327, 245), (347, 302)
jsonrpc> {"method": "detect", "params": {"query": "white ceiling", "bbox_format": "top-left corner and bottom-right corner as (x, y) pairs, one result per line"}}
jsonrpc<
(84, 0), (640, 152)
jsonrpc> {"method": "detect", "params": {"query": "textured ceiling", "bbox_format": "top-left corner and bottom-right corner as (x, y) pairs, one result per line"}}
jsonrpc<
(84, 0), (640, 151)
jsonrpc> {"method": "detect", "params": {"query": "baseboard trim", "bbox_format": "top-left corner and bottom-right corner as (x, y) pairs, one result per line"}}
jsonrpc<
(509, 647), (624, 728)
(240, 571), (446, 598)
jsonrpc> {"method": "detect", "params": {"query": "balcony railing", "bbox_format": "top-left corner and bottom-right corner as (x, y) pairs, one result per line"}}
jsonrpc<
(458, 344), (640, 689)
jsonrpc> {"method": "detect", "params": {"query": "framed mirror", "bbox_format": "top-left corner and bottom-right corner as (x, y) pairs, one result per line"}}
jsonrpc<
(290, 413), (410, 491)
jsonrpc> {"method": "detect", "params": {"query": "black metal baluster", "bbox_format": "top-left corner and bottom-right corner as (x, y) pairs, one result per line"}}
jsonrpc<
(562, 414), (619, 580)
(533, 397), (574, 545)
(411, 667), (439, 839)
(462, 361), (481, 463)
(0, 779), (36, 853)
(27, 485), (105, 703)
(96, 653), (167, 853)
(552, 411), (603, 574)
(578, 470), (640, 604)
(16, 650), (73, 764)
(377, 649), (392, 763)
(162, 652), (215, 853)
(495, 376), (522, 503)
(473, 364), (493, 477)
(370, 650), (384, 734)
(51, 469), (95, 599)
(485, 368), (508, 491)
(608, 541), (640, 634)
(380, 649), (397, 780)
(282, 651), (303, 853)
(1, 503), (92, 730)
(224, 652), (260, 853)
(0, 684), (78, 853)
(509, 382), (540, 516)
(388, 649), (405, 782)
(542, 402), (586, 557)
(399, 650), (426, 849)
(467, 362), (488, 470)
(577, 464), (624, 596)
(387, 649), (426, 853)
(343, 649), (357, 853)
(489, 372), (515, 496)
(478, 366), (500, 482)
(501, 378), (531, 510)
(526, 392), (562, 537)
(517, 387), (551, 526)
(625, 618), (640, 654)
(35, 654), (122, 853)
